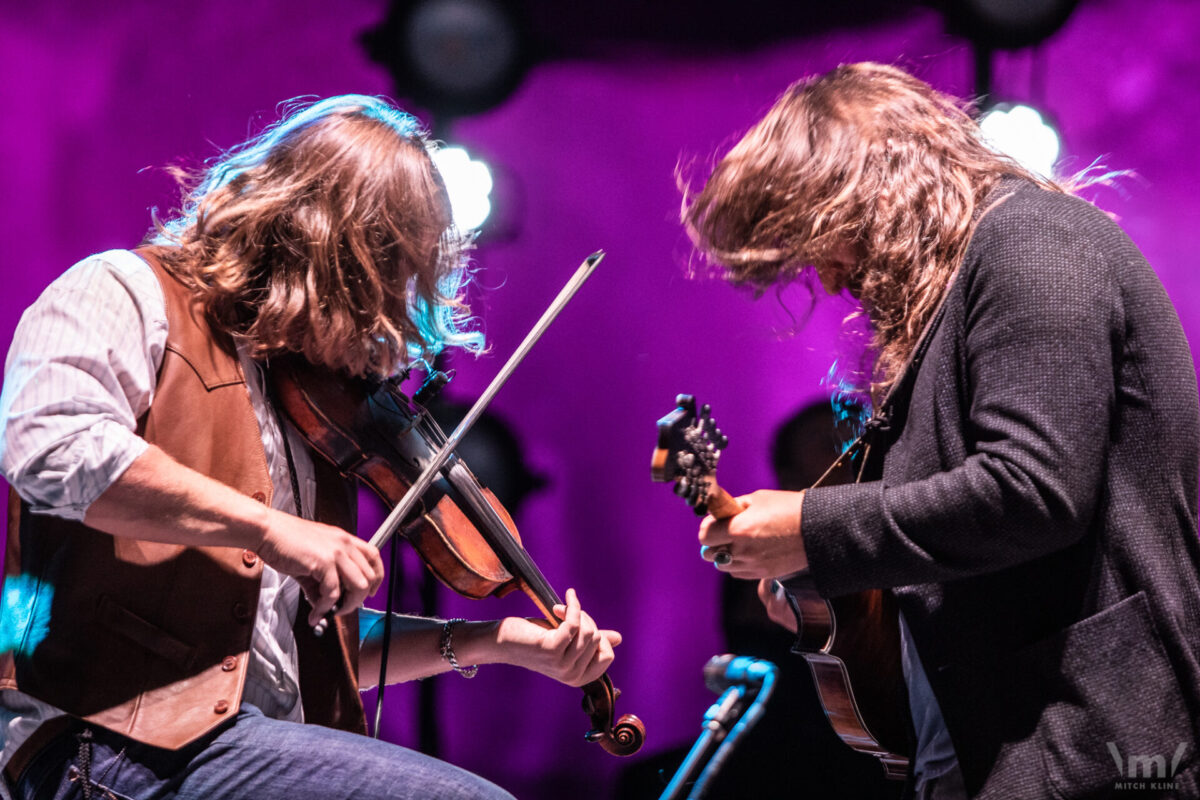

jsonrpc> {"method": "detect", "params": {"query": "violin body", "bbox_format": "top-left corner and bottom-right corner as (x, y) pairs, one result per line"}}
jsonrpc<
(270, 357), (521, 599)
(269, 355), (644, 756)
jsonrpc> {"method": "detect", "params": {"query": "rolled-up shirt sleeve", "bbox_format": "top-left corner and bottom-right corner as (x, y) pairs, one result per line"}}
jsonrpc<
(0, 250), (167, 520)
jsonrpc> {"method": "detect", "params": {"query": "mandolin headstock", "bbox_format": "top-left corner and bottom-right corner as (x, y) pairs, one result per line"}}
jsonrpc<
(651, 394), (728, 515)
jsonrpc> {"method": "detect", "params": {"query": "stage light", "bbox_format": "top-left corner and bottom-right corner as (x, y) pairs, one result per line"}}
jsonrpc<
(938, 0), (1081, 108)
(432, 145), (493, 231)
(943, 0), (1080, 50)
(362, 0), (533, 120)
(979, 103), (1061, 179)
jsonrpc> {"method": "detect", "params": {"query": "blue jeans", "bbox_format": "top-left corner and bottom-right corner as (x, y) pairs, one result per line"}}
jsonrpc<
(8, 705), (516, 800)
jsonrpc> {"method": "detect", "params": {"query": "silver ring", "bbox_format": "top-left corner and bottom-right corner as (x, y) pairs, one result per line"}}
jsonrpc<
(713, 548), (733, 567)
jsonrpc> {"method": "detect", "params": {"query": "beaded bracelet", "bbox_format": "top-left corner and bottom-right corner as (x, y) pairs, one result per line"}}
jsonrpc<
(438, 618), (478, 678)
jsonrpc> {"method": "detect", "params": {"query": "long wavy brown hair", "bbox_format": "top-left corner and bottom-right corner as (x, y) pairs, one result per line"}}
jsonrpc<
(681, 62), (1064, 400)
(145, 95), (482, 379)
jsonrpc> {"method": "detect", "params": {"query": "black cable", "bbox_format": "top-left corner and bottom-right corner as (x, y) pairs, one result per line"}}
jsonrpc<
(373, 536), (400, 738)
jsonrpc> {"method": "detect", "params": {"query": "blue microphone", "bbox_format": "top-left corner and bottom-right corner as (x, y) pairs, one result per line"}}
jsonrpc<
(703, 654), (776, 694)
(660, 655), (780, 800)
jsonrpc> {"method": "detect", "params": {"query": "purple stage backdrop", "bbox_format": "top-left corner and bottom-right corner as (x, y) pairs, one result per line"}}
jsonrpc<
(2, 1), (1198, 797)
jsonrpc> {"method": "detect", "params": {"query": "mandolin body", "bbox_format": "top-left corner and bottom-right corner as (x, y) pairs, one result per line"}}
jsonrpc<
(787, 576), (910, 779)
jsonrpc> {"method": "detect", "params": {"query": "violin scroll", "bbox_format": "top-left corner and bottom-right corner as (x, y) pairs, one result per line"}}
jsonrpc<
(582, 676), (646, 756)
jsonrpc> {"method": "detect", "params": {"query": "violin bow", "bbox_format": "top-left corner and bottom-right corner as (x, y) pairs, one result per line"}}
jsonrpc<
(360, 250), (645, 756)
(368, 250), (604, 551)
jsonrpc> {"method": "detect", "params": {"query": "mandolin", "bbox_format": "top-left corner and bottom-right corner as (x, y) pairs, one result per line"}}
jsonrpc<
(651, 395), (910, 780)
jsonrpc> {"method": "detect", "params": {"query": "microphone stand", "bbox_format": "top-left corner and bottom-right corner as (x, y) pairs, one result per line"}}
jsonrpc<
(659, 656), (778, 800)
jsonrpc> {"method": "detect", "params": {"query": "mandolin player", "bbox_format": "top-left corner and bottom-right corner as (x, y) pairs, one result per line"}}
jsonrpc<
(681, 63), (1200, 799)
(0, 96), (621, 800)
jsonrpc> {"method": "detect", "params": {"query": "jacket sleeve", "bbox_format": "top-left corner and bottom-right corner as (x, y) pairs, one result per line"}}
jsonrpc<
(801, 201), (1122, 596)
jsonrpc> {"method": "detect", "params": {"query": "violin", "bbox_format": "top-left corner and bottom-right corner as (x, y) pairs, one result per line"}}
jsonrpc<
(269, 354), (645, 757)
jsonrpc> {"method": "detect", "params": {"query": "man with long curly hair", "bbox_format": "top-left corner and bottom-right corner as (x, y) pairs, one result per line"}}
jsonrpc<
(0, 96), (620, 800)
(685, 63), (1200, 798)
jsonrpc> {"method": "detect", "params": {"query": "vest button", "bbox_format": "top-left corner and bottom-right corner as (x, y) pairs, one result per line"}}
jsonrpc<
(222, 655), (238, 672)
(214, 699), (230, 714)
(251, 491), (267, 503)
(242, 550), (258, 567)
(232, 602), (252, 622)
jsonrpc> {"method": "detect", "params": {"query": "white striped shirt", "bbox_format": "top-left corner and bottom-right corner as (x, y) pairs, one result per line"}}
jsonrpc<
(0, 249), (310, 770)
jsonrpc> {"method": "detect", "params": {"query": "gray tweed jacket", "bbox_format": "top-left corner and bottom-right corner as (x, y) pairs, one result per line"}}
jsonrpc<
(800, 179), (1200, 799)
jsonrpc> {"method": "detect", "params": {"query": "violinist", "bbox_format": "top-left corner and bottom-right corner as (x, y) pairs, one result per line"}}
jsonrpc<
(0, 95), (620, 800)
(682, 63), (1200, 798)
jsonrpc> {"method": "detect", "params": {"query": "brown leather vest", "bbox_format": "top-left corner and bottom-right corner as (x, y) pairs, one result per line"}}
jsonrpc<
(0, 251), (367, 748)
